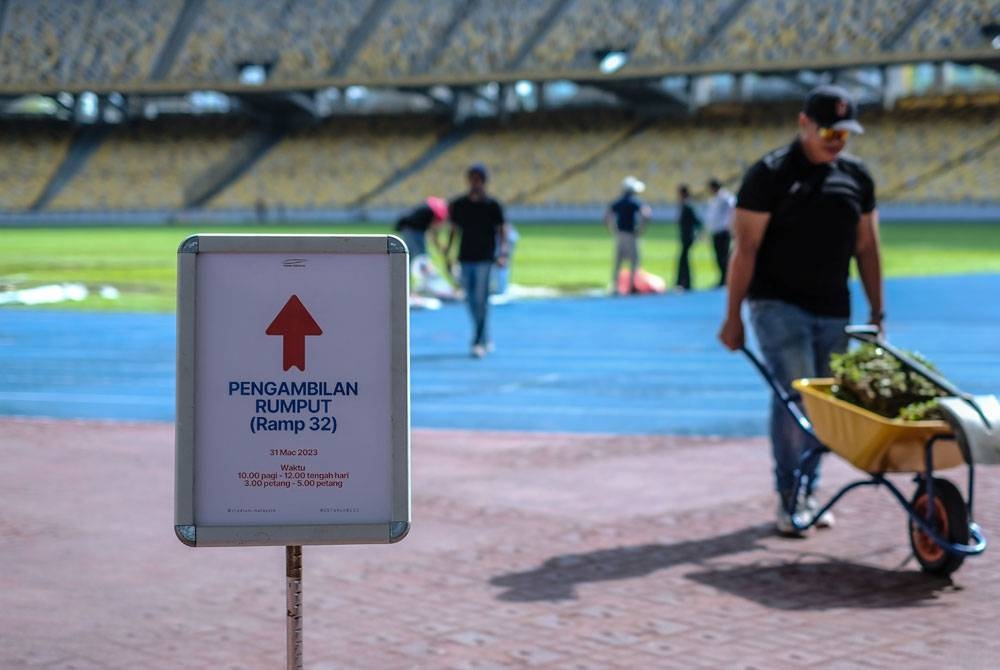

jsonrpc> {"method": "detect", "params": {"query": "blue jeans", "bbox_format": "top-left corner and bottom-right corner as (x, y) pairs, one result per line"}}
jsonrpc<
(399, 228), (427, 257)
(748, 300), (848, 501)
(461, 261), (493, 346)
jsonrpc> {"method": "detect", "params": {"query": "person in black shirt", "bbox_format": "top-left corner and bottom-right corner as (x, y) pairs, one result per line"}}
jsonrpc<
(446, 163), (510, 358)
(675, 184), (703, 291)
(718, 85), (884, 536)
(605, 176), (652, 295)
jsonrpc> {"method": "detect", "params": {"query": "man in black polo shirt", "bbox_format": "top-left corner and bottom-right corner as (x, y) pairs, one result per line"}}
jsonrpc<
(718, 85), (885, 536)
(447, 163), (510, 358)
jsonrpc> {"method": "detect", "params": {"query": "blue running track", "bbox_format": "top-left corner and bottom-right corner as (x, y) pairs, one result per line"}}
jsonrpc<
(1, 275), (998, 435)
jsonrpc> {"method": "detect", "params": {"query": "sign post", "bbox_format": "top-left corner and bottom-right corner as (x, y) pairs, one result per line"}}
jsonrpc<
(174, 234), (410, 668)
(286, 545), (303, 670)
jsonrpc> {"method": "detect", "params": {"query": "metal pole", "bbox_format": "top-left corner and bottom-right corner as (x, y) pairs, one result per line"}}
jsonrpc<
(286, 545), (303, 670)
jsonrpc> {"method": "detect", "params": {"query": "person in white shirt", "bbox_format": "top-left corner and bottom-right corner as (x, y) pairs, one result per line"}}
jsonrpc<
(705, 178), (736, 287)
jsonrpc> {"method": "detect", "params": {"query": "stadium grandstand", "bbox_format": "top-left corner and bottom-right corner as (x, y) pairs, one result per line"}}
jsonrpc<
(0, 0), (998, 222)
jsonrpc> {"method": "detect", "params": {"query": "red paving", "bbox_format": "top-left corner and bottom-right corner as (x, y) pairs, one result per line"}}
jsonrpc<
(2, 418), (1000, 669)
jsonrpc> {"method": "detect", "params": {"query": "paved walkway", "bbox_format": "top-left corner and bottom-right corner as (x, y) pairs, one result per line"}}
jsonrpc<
(3, 418), (999, 669)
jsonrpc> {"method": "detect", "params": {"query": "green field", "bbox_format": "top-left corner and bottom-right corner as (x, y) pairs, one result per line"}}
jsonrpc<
(1, 221), (999, 313)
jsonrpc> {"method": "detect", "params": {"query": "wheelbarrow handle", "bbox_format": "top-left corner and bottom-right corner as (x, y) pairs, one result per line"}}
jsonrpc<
(741, 346), (790, 403)
(740, 346), (813, 435)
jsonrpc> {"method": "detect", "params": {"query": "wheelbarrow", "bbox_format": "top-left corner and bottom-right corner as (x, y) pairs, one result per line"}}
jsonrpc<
(743, 325), (998, 576)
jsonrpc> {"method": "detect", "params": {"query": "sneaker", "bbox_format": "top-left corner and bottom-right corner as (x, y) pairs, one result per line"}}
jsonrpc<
(775, 500), (809, 537)
(805, 495), (835, 529)
(470, 344), (486, 359)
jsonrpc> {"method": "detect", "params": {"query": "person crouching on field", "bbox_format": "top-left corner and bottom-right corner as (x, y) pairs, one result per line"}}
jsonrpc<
(395, 196), (449, 260)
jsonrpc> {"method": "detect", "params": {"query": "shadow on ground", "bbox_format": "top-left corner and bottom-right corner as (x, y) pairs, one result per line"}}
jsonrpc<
(686, 559), (958, 610)
(490, 523), (958, 608)
(490, 524), (773, 602)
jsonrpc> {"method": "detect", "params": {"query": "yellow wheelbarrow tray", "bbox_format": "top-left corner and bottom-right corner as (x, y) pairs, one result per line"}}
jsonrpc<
(792, 378), (964, 474)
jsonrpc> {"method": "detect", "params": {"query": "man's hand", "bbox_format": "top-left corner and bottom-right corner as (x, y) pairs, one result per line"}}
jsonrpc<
(868, 310), (885, 337)
(717, 208), (768, 353)
(718, 316), (745, 351)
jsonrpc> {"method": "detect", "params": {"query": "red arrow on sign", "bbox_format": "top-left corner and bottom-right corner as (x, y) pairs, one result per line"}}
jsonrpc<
(265, 295), (323, 371)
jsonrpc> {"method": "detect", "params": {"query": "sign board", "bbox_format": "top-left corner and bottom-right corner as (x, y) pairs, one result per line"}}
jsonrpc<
(174, 234), (410, 547)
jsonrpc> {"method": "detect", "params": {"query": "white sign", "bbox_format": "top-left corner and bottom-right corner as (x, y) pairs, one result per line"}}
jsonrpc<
(175, 235), (410, 547)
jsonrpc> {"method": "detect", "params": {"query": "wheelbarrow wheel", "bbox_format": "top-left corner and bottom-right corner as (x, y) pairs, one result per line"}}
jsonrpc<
(908, 478), (968, 577)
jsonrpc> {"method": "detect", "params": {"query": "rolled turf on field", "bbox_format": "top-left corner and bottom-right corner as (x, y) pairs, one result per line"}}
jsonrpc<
(2, 221), (999, 313)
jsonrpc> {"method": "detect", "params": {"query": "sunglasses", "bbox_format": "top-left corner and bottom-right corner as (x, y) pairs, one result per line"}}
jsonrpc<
(817, 127), (850, 141)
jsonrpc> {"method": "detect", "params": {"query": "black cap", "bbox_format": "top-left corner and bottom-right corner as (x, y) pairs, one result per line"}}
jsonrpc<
(467, 163), (489, 180)
(803, 85), (864, 134)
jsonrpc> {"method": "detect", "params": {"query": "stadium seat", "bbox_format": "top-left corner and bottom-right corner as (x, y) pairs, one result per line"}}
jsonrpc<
(1, 0), (997, 87)
(209, 115), (447, 210)
(433, 0), (554, 76)
(347, 0), (464, 79)
(49, 118), (250, 211)
(368, 109), (639, 209)
(0, 123), (72, 211)
(894, 0), (1000, 54)
(1, 0), (998, 213)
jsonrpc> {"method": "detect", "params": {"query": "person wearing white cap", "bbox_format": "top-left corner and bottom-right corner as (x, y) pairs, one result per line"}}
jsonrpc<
(718, 84), (884, 536)
(605, 176), (652, 295)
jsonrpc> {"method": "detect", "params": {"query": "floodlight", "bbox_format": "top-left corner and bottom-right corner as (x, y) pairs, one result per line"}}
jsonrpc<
(238, 64), (267, 86)
(345, 86), (368, 102)
(188, 91), (231, 113)
(77, 92), (98, 123)
(5, 95), (58, 115)
(598, 51), (628, 74)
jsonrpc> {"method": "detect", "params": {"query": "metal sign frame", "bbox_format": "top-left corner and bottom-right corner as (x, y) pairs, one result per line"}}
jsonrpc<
(174, 234), (410, 547)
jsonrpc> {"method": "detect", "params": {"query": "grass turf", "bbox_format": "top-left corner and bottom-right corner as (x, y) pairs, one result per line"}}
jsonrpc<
(1, 221), (999, 313)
